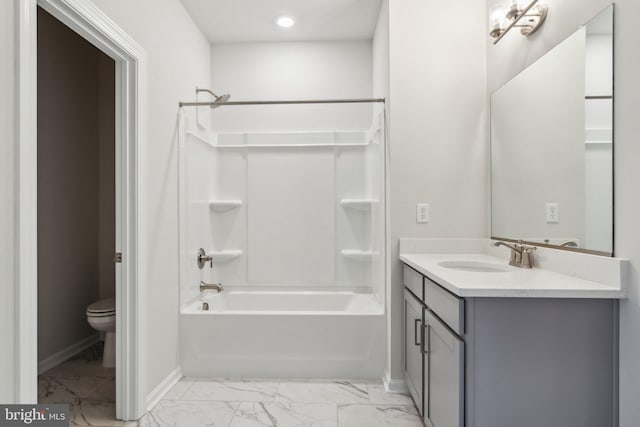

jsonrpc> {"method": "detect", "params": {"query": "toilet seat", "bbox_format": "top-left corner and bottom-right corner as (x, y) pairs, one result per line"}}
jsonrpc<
(87, 297), (115, 317)
(87, 311), (115, 317)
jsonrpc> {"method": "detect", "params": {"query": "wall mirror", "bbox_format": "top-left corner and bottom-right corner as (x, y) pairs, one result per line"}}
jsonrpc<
(491, 5), (613, 256)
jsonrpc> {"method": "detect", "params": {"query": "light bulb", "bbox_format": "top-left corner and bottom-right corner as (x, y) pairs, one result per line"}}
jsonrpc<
(276, 16), (295, 28)
(489, 5), (506, 38)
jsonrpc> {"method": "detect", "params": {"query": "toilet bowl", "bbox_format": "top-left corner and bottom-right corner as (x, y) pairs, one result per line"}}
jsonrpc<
(86, 298), (116, 368)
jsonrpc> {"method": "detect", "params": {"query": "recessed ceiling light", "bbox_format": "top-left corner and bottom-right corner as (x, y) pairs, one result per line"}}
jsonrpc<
(276, 16), (295, 28)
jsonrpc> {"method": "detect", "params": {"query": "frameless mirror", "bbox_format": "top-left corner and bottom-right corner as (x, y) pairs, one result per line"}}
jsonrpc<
(491, 5), (613, 256)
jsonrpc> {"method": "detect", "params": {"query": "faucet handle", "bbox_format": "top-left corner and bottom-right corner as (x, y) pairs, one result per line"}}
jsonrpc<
(520, 246), (537, 268)
(509, 248), (520, 266)
(197, 248), (213, 269)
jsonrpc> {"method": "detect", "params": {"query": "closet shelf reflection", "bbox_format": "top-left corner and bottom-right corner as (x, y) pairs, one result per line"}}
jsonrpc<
(209, 200), (243, 212)
(340, 199), (379, 211)
(341, 249), (380, 261)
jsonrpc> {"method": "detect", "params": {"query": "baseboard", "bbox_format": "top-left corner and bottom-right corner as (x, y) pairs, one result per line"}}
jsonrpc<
(38, 333), (101, 375)
(146, 367), (182, 411)
(382, 374), (409, 394)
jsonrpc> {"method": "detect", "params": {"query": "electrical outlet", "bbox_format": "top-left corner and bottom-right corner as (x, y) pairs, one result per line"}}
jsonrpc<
(416, 204), (429, 223)
(546, 203), (559, 223)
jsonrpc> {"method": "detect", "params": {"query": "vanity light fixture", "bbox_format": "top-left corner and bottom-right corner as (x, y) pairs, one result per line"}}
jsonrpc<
(489, 0), (548, 44)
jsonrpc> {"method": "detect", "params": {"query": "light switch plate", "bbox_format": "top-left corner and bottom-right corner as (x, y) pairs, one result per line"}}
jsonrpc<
(416, 204), (429, 223)
(546, 203), (559, 223)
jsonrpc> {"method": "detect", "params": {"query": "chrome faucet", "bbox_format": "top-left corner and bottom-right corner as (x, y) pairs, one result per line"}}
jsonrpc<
(200, 280), (223, 293)
(559, 240), (578, 248)
(197, 248), (213, 269)
(493, 240), (537, 268)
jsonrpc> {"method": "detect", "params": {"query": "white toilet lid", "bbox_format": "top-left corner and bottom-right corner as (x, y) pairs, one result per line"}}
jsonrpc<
(87, 297), (115, 314)
(87, 310), (115, 318)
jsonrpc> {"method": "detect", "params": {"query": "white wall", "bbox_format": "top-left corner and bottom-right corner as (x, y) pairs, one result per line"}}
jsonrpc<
(386, 0), (487, 381)
(372, 0), (391, 381)
(372, 0), (389, 105)
(0, 0), (15, 404)
(87, 0), (212, 395)
(486, 1), (640, 424)
(209, 41), (373, 132)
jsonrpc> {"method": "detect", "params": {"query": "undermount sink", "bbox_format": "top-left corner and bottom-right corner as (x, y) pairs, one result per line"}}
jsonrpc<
(437, 260), (510, 273)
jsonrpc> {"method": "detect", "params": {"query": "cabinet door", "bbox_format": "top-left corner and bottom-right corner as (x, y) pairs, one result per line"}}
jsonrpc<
(425, 311), (464, 427)
(404, 290), (424, 414)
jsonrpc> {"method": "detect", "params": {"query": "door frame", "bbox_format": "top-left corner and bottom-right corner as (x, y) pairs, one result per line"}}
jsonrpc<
(15, 0), (147, 420)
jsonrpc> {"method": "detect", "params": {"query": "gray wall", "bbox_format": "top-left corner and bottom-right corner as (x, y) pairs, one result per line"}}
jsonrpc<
(37, 8), (115, 363)
(486, 1), (640, 424)
(98, 55), (115, 300)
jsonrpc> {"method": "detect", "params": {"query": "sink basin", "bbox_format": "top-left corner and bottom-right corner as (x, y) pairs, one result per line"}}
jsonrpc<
(437, 260), (510, 273)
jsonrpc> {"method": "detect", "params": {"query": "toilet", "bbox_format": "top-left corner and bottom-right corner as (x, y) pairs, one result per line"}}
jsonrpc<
(86, 297), (116, 368)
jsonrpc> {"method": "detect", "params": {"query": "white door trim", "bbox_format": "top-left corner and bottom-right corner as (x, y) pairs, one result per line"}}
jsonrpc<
(15, 0), (148, 420)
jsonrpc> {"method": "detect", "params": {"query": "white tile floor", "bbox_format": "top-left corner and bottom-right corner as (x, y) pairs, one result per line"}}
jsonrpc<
(39, 349), (424, 427)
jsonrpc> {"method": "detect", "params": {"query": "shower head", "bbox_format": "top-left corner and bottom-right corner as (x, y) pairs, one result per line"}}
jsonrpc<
(216, 93), (231, 103)
(195, 87), (231, 108)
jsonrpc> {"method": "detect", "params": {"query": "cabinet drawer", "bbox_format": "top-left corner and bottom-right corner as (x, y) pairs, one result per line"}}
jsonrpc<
(403, 264), (424, 300)
(424, 277), (464, 335)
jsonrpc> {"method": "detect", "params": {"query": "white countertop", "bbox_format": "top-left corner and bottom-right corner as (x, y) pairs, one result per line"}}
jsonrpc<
(400, 253), (627, 299)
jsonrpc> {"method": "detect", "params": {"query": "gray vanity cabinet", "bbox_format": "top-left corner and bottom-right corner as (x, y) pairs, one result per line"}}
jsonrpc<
(425, 311), (464, 427)
(403, 262), (617, 427)
(404, 265), (464, 427)
(404, 290), (424, 414)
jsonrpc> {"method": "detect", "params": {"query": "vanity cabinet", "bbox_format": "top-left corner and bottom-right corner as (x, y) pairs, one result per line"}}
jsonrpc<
(403, 263), (617, 427)
(404, 265), (464, 427)
(404, 289), (424, 414)
(425, 311), (464, 427)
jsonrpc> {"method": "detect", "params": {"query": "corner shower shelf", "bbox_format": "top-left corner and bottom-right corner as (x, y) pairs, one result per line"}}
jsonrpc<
(208, 250), (243, 263)
(340, 199), (379, 211)
(341, 249), (380, 261)
(209, 200), (243, 212)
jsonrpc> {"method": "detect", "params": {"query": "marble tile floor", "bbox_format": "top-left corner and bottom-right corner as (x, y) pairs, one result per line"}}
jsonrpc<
(39, 349), (423, 426)
(38, 342), (120, 427)
(141, 379), (423, 427)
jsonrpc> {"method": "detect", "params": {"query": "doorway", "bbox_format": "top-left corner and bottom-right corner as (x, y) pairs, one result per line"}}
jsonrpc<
(15, 0), (147, 420)
(36, 6), (117, 421)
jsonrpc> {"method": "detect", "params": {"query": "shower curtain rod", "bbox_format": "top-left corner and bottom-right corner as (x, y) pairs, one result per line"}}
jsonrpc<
(178, 98), (385, 108)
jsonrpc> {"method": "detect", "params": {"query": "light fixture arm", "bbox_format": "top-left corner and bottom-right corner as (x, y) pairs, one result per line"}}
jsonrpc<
(491, 0), (548, 45)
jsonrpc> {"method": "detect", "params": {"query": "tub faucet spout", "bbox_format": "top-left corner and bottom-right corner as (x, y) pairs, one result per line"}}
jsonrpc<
(200, 281), (224, 293)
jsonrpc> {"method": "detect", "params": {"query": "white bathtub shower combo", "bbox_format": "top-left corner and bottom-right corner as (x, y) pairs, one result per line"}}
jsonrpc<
(178, 99), (387, 379)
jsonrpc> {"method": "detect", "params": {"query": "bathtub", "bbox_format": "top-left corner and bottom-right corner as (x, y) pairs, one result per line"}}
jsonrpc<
(179, 289), (385, 379)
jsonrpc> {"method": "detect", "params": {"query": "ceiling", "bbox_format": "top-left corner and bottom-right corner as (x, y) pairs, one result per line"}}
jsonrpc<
(180, 0), (383, 43)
